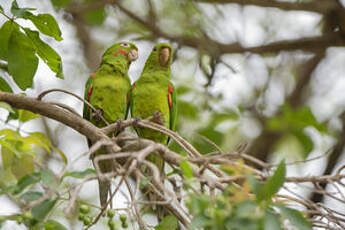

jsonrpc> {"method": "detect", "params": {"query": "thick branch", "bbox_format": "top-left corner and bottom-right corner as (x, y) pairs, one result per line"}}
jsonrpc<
(0, 92), (105, 143)
(194, 0), (339, 14)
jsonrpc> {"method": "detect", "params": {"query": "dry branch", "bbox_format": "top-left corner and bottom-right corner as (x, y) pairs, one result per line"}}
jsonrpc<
(2, 91), (345, 228)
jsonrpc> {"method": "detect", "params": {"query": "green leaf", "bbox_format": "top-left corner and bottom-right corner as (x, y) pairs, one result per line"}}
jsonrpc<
(24, 28), (63, 78)
(0, 21), (17, 60)
(24, 132), (51, 152)
(155, 215), (178, 230)
(32, 199), (57, 220)
(40, 169), (56, 188)
(11, 0), (35, 18)
(0, 102), (15, 113)
(63, 168), (96, 179)
(180, 160), (193, 179)
(8, 29), (38, 90)
(293, 131), (313, 158)
(247, 175), (264, 202)
(44, 220), (67, 230)
(263, 160), (286, 201)
(277, 205), (312, 230)
(264, 210), (282, 230)
(0, 5), (3, 13)
(0, 77), (13, 92)
(26, 14), (62, 41)
(18, 109), (39, 122)
(1, 146), (35, 179)
(13, 173), (40, 195)
(20, 191), (43, 202)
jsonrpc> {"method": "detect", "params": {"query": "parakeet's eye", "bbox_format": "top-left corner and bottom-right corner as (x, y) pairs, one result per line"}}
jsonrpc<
(121, 43), (130, 47)
(153, 47), (157, 51)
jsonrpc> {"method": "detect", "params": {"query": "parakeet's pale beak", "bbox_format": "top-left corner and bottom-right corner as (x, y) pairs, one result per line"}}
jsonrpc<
(159, 47), (170, 67)
(128, 49), (138, 62)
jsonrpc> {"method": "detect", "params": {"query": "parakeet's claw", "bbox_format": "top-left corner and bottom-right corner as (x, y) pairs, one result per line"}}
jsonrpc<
(92, 109), (104, 122)
(89, 152), (95, 160)
(133, 116), (142, 129)
(116, 118), (123, 131)
(153, 110), (164, 126)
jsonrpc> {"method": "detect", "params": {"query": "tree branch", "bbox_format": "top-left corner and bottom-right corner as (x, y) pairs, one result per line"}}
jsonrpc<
(194, 0), (339, 14)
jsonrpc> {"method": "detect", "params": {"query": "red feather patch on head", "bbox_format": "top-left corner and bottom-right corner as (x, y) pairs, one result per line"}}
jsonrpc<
(110, 49), (128, 57)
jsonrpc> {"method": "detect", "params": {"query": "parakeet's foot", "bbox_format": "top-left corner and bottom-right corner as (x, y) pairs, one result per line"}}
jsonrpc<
(92, 109), (104, 122)
(116, 118), (123, 131)
(133, 116), (142, 129)
(153, 110), (164, 126)
(89, 152), (95, 160)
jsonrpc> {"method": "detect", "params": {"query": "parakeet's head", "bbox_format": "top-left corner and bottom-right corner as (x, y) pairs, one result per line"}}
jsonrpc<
(144, 43), (174, 72)
(102, 42), (138, 66)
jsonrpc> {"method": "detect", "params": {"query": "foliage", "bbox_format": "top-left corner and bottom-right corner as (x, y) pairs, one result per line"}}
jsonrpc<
(187, 161), (311, 230)
(0, 0), (63, 91)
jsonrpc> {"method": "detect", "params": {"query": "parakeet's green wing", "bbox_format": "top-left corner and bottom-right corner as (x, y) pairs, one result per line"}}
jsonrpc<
(168, 82), (177, 143)
(83, 76), (94, 121)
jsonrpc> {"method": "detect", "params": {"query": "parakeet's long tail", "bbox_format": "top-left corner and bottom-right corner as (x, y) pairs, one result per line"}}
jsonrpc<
(99, 179), (110, 208)
(92, 155), (113, 208)
(142, 153), (168, 220)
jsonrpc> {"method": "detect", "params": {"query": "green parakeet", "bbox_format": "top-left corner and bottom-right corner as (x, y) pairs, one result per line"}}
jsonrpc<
(83, 42), (138, 207)
(130, 43), (177, 214)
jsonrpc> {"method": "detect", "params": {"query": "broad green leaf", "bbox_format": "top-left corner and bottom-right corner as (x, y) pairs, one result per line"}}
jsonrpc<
(0, 21), (17, 60)
(180, 160), (193, 179)
(247, 175), (264, 202)
(0, 77), (13, 92)
(263, 160), (286, 201)
(264, 210), (282, 230)
(18, 109), (39, 122)
(2, 146), (35, 179)
(32, 198), (57, 220)
(24, 132), (51, 152)
(11, 0), (35, 18)
(293, 131), (313, 158)
(40, 169), (56, 188)
(0, 168), (17, 187)
(277, 205), (312, 230)
(155, 215), (178, 230)
(8, 29), (38, 90)
(20, 191), (43, 202)
(63, 168), (96, 179)
(0, 5), (3, 13)
(24, 28), (63, 78)
(44, 220), (67, 230)
(0, 102), (15, 113)
(13, 173), (40, 195)
(26, 14), (62, 41)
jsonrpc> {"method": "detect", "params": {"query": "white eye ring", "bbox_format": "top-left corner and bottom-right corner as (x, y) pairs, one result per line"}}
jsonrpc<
(121, 43), (130, 47)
